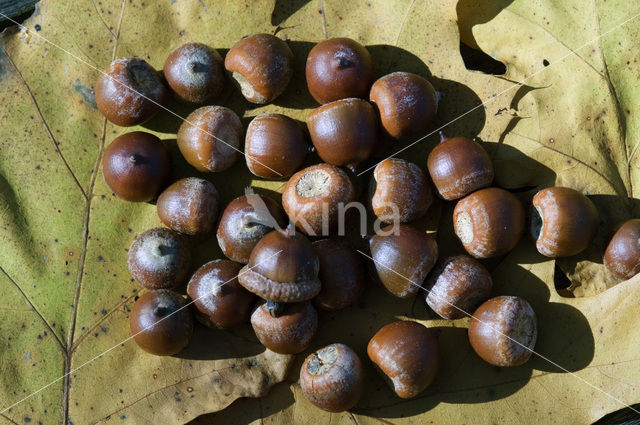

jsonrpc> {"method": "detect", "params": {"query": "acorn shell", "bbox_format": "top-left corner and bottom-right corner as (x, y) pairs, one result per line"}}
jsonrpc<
(224, 33), (293, 104)
(367, 321), (439, 398)
(370, 225), (438, 298)
(531, 186), (599, 257)
(245, 113), (309, 179)
(102, 131), (172, 202)
(300, 343), (365, 412)
(127, 227), (191, 290)
(307, 98), (378, 170)
(371, 158), (433, 223)
(216, 194), (288, 264)
(163, 42), (225, 103)
(369, 72), (437, 139)
(95, 57), (166, 126)
(157, 177), (219, 235)
(282, 163), (356, 236)
(251, 301), (318, 354)
(453, 187), (525, 258)
(238, 230), (321, 302)
(313, 239), (366, 310)
(130, 289), (194, 356)
(468, 296), (537, 367)
(177, 105), (242, 172)
(424, 255), (492, 319)
(186, 260), (254, 329)
(604, 218), (640, 280)
(427, 135), (494, 200)
(305, 37), (373, 104)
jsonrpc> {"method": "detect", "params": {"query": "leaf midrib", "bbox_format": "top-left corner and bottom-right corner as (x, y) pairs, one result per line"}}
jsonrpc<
(61, 1), (126, 423)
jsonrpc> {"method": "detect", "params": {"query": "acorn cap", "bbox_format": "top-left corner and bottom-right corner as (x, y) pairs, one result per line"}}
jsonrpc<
(238, 230), (321, 302)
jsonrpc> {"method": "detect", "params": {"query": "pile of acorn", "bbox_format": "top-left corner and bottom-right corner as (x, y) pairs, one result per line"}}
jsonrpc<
(96, 33), (640, 412)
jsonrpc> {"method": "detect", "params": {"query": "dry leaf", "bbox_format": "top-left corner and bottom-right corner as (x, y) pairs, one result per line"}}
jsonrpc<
(0, 0), (639, 424)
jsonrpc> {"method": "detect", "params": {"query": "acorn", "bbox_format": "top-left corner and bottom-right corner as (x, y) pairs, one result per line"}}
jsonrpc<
(238, 228), (321, 316)
(251, 300), (318, 354)
(367, 321), (439, 398)
(369, 225), (438, 298)
(453, 187), (525, 258)
(531, 186), (599, 257)
(427, 132), (494, 200)
(604, 218), (640, 280)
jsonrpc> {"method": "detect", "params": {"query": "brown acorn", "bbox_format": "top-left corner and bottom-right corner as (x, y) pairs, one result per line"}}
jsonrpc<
(367, 321), (439, 398)
(371, 158), (433, 223)
(369, 72), (438, 140)
(251, 300), (318, 354)
(95, 57), (166, 126)
(238, 229), (321, 312)
(300, 343), (365, 412)
(531, 186), (599, 257)
(369, 225), (438, 298)
(130, 289), (194, 356)
(313, 239), (366, 310)
(282, 163), (356, 236)
(424, 255), (492, 320)
(216, 193), (288, 264)
(156, 177), (219, 236)
(186, 260), (255, 329)
(604, 219), (640, 280)
(468, 296), (537, 367)
(224, 33), (293, 103)
(245, 113), (309, 179)
(307, 98), (378, 170)
(427, 133), (494, 200)
(305, 37), (373, 104)
(453, 187), (525, 258)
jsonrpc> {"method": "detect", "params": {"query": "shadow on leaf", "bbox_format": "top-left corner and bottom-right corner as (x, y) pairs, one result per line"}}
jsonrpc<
(271, 0), (312, 26)
(176, 321), (265, 360)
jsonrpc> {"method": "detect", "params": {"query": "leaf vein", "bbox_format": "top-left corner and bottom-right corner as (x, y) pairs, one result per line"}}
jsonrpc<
(0, 265), (65, 352)
(0, 47), (87, 200)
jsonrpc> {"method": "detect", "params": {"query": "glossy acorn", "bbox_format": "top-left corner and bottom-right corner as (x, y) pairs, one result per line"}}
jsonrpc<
(453, 187), (525, 258)
(367, 321), (439, 399)
(157, 177), (219, 236)
(300, 343), (365, 412)
(371, 158), (433, 224)
(251, 300), (318, 354)
(96, 57), (166, 126)
(531, 186), (599, 257)
(369, 225), (438, 298)
(130, 289), (194, 356)
(186, 260), (255, 329)
(224, 33), (293, 103)
(216, 193), (288, 264)
(127, 227), (191, 290)
(102, 131), (172, 202)
(305, 37), (373, 104)
(245, 113), (309, 179)
(424, 255), (492, 320)
(468, 296), (537, 367)
(163, 42), (225, 103)
(312, 239), (366, 310)
(369, 72), (438, 140)
(307, 98), (378, 170)
(604, 219), (640, 280)
(427, 132), (494, 200)
(282, 163), (357, 236)
(177, 105), (243, 172)
(238, 229), (321, 306)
